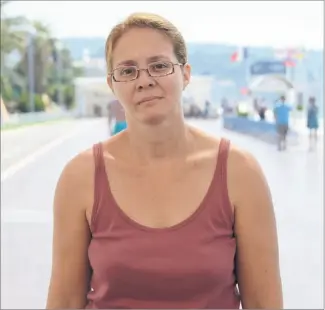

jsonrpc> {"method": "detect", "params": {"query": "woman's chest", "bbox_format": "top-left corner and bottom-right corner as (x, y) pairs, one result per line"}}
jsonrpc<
(105, 158), (217, 229)
(89, 231), (236, 298)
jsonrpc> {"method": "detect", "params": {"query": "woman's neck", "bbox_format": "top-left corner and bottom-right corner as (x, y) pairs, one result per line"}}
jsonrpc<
(126, 116), (193, 164)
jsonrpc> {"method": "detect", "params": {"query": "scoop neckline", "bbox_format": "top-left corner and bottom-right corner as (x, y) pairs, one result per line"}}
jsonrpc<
(108, 165), (217, 233)
(102, 144), (222, 233)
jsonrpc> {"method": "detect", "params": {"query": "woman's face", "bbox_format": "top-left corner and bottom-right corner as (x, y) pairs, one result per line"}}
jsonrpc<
(107, 27), (191, 125)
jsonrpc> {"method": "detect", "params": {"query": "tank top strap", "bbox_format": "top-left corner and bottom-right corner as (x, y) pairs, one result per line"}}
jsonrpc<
(216, 138), (231, 179)
(91, 142), (110, 232)
(210, 138), (233, 224)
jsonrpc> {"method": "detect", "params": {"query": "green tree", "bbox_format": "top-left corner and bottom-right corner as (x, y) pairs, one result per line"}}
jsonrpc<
(1, 0), (83, 112)
(1, 0), (28, 109)
(15, 20), (55, 95)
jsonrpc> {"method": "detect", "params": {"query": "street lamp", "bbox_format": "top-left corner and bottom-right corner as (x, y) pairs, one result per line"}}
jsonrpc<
(55, 41), (64, 108)
(9, 24), (36, 112)
(26, 26), (37, 112)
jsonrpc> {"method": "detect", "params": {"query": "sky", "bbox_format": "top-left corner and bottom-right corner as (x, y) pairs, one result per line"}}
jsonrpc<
(3, 0), (324, 49)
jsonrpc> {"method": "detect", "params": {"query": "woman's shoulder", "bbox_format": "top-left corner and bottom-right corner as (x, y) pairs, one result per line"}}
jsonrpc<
(64, 147), (95, 175)
(192, 128), (266, 200)
(56, 145), (98, 195)
(63, 137), (119, 173)
(52, 145), (99, 219)
(227, 142), (270, 210)
(222, 139), (263, 180)
(190, 125), (255, 160)
(194, 128), (264, 179)
(188, 125), (223, 155)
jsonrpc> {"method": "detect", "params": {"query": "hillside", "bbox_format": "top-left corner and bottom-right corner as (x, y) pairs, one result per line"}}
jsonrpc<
(62, 37), (323, 105)
(63, 37), (322, 78)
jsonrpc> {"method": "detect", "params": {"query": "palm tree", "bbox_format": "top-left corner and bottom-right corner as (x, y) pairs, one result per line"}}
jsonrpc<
(1, 0), (29, 54)
(30, 20), (54, 94)
(15, 20), (55, 94)
(1, 0), (28, 108)
(1, 17), (28, 53)
(1, 1), (79, 111)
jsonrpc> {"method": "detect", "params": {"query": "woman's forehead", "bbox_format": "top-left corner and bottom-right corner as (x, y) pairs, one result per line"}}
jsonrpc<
(112, 28), (175, 66)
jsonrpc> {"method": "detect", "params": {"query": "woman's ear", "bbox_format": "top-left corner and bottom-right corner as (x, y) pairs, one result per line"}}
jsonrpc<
(107, 75), (114, 94)
(182, 63), (191, 90)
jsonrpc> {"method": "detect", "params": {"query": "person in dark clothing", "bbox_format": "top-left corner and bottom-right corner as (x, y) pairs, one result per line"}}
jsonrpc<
(306, 96), (319, 150)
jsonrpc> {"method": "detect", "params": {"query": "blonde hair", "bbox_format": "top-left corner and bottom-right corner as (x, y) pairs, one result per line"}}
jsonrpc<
(105, 12), (188, 73)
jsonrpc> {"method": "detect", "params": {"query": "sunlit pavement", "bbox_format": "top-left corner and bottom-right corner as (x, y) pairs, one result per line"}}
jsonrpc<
(1, 118), (323, 309)
(1, 119), (82, 171)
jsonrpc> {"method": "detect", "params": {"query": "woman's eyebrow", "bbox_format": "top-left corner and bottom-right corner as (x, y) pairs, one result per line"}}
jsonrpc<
(147, 55), (169, 62)
(116, 55), (169, 67)
(115, 59), (137, 67)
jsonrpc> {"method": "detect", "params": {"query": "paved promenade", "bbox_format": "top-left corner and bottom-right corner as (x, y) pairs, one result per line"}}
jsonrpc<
(1, 118), (323, 309)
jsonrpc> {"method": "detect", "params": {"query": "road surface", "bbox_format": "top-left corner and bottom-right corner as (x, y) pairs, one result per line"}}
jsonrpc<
(1, 118), (323, 309)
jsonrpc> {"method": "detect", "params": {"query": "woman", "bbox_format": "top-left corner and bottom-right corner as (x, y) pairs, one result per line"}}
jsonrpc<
(306, 96), (319, 150)
(46, 12), (283, 309)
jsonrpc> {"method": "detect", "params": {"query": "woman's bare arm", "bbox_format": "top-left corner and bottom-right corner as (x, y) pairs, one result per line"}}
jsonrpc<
(228, 147), (283, 309)
(46, 152), (94, 309)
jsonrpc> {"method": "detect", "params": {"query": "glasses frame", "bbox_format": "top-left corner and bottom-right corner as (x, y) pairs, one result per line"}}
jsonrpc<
(108, 61), (184, 83)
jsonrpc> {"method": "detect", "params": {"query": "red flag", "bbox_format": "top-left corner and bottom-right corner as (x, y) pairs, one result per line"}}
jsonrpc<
(231, 51), (239, 62)
(230, 47), (248, 62)
(240, 87), (249, 95)
(284, 59), (296, 67)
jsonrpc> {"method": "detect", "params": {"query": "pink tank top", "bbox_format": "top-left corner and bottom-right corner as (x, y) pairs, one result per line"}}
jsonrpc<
(86, 139), (240, 309)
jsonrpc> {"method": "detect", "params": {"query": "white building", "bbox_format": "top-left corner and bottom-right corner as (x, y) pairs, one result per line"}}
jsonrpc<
(183, 75), (214, 108)
(74, 77), (115, 117)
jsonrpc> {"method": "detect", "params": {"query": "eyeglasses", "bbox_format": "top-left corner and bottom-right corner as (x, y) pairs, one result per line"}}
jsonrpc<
(109, 61), (183, 82)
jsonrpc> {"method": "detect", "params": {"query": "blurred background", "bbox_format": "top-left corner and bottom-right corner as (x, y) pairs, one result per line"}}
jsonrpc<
(1, 1), (323, 308)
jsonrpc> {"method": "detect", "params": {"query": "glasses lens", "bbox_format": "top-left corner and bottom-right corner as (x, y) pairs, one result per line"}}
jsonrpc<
(114, 66), (137, 81)
(148, 61), (173, 76)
